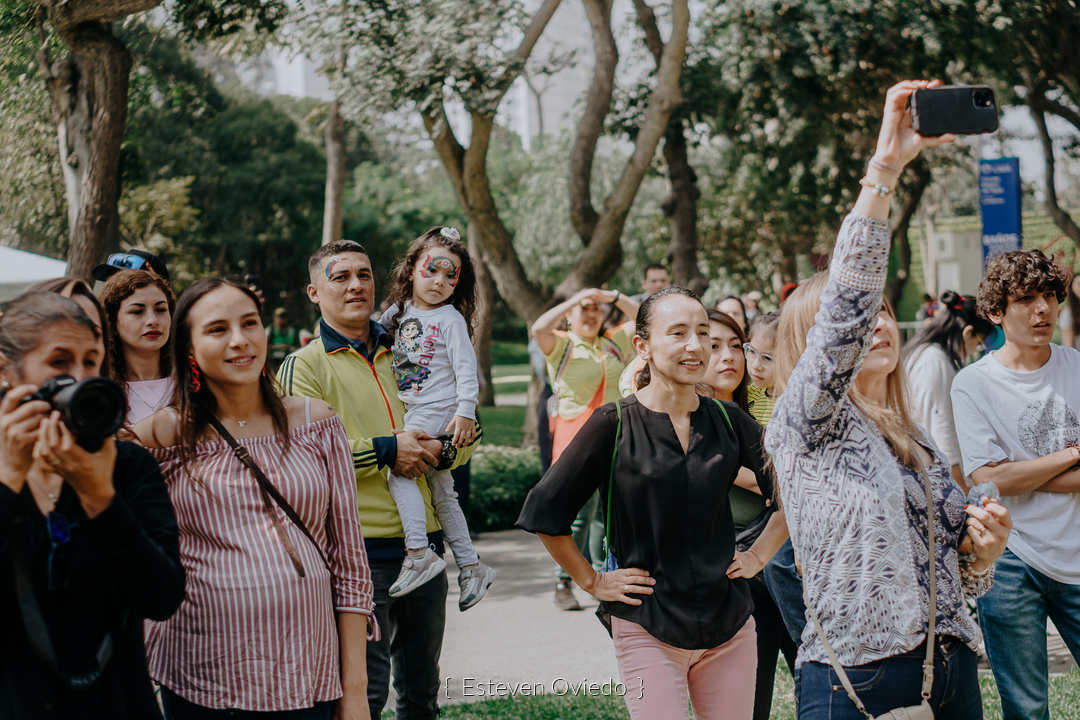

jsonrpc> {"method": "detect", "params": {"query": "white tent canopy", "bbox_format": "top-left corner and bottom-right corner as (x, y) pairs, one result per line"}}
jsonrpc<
(0, 245), (69, 301)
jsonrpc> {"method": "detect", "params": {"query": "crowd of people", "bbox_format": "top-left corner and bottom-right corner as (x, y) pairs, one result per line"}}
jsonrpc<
(0, 79), (1077, 720)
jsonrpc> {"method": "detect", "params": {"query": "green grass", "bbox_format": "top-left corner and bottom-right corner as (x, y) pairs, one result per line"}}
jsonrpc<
(384, 665), (1080, 719)
(492, 340), (530, 365)
(493, 363), (531, 396)
(478, 405), (526, 447)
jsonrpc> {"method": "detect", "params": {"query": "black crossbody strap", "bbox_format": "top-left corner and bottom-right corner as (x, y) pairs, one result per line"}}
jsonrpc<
(12, 518), (114, 690)
(206, 415), (329, 577)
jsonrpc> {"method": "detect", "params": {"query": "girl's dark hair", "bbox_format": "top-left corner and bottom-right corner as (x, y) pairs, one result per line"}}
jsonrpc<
(717, 294), (749, 331)
(634, 287), (703, 390)
(27, 277), (109, 371)
(749, 310), (780, 339)
(170, 278), (289, 467)
(707, 309), (750, 412)
(904, 290), (994, 370)
(385, 227), (477, 337)
(98, 269), (176, 383)
(0, 292), (97, 372)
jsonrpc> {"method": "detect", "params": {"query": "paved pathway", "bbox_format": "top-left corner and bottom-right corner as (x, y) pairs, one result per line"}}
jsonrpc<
(388, 529), (1077, 708)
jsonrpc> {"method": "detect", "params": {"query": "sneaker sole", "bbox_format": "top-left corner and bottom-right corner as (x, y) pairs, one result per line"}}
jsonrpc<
(458, 567), (497, 612)
(389, 555), (448, 598)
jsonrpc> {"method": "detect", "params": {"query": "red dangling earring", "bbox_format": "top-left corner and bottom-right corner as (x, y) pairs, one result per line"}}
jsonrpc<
(189, 355), (202, 393)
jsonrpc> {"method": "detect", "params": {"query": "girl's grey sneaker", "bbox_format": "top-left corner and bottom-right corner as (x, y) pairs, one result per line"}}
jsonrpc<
(389, 547), (447, 598)
(457, 562), (497, 611)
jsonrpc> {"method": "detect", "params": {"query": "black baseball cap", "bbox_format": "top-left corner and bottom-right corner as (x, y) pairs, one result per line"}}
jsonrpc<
(92, 250), (170, 282)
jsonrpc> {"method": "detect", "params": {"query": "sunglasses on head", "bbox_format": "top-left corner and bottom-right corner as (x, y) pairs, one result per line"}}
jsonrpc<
(104, 253), (151, 271)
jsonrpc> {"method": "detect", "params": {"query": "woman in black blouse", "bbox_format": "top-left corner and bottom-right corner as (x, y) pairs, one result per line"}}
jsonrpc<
(517, 288), (768, 720)
(0, 291), (184, 719)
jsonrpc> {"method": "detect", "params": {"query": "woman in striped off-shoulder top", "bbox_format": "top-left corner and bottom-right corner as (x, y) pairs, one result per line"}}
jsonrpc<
(135, 278), (376, 720)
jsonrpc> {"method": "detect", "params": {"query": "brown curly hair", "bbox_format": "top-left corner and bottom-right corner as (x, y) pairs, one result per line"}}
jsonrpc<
(98, 269), (176, 383)
(976, 249), (1069, 321)
(385, 227), (477, 337)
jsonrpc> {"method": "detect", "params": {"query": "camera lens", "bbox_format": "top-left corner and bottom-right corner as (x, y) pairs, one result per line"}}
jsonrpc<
(973, 90), (993, 108)
(52, 377), (126, 451)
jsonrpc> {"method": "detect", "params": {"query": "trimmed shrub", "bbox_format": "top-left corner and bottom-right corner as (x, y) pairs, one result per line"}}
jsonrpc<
(465, 445), (543, 532)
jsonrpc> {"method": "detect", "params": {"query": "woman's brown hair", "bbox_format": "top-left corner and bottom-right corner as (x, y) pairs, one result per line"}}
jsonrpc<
(385, 227), (477, 337)
(774, 272), (924, 469)
(98, 269), (176, 383)
(27, 277), (109, 373)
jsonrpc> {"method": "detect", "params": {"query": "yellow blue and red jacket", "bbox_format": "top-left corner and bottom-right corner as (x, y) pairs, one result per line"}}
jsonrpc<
(277, 319), (480, 560)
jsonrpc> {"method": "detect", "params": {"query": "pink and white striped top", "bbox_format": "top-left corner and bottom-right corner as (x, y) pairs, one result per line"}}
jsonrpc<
(145, 412), (378, 711)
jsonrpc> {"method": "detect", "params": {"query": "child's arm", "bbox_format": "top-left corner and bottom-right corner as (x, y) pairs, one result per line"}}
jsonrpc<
(445, 312), (479, 447)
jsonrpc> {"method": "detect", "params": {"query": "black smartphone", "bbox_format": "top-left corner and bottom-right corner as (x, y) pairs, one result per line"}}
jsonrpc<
(908, 85), (998, 136)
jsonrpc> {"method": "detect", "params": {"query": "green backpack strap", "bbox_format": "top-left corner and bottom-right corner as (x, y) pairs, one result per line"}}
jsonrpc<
(712, 397), (735, 434)
(603, 400), (622, 564)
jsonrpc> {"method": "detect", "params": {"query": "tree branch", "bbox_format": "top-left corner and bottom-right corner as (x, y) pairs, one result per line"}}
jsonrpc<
(36, 0), (162, 31)
(489, 0), (563, 110)
(421, 95), (467, 205)
(558, 0), (689, 295)
(1041, 95), (1080, 134)
(632, 0), (663, 64)
(1029, 94), (1080, 247)
(568, 0), (616, 242)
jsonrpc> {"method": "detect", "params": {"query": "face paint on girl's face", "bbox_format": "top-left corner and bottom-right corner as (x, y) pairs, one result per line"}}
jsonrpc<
(419, 254), (459, 286)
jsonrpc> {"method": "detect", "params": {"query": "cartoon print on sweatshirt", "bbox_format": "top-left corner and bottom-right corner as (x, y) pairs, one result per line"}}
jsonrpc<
(393, 317), (432, 392)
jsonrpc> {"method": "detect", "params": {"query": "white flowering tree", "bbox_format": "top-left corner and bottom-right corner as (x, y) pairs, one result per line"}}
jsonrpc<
(290, 0), (689, 322)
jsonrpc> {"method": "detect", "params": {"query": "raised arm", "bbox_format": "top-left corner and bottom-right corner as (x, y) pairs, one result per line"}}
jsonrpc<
(770, 81), (954, 452)
(532, 288), (635, 356)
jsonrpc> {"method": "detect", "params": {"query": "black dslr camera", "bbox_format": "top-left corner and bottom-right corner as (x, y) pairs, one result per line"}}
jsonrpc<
(15, 376), (126, 452)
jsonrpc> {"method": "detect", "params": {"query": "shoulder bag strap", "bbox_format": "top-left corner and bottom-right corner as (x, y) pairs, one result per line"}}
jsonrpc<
(711, 398), (736, 434)
(799, 462), (937, 717)
(603, 401), (622, 562)
(12, 516), (114, 690)
(206, 415), (329, 577)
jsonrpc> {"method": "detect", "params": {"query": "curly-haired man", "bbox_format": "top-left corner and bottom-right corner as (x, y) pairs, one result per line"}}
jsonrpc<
(951, 249), (1080, 720)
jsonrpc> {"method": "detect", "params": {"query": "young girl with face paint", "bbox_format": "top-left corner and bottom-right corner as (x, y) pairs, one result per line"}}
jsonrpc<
(379, 226), (496, 609)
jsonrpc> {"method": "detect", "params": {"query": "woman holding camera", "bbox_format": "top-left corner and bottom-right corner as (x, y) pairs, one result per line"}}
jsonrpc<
(99, 269), (176, 425)
(135, 278), (375, 719)
(0, 291), (184, 719)
(767, 81), (1011, 718)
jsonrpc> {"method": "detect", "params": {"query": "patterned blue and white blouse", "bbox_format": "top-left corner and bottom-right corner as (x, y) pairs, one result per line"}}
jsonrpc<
(765, 213), (993, 668)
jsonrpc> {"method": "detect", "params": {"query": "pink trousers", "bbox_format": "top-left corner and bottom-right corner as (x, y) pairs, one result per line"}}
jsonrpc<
(611, 615), (757, 720)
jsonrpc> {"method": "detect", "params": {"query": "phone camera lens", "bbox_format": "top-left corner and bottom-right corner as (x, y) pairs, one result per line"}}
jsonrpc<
(973, 90), (993, 108)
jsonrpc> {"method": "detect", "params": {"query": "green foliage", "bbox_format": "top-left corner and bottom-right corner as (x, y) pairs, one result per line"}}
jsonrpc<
(465, 444), (541, 532)
(491, 341), (529, 365)
(477, 406), (527, 448)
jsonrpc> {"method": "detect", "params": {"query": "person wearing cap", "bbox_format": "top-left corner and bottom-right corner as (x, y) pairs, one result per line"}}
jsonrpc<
(267, 307), (299, 373)
(92, 250), (171, 284)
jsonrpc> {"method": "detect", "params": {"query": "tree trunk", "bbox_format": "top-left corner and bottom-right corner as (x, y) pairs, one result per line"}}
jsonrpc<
(555, 0), (689, 298)
(40, 22), (132, 280)
(885, 160), (931, 309)
(322, 98), (346, 246)
(467, 224), (496, 407)
(661, 123), (705, 294)
(1030, 96), (1080, 248)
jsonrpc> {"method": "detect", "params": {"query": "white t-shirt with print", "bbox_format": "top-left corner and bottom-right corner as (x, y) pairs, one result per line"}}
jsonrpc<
(379, 302), (479, 420)
(951, 344), (1080, 584)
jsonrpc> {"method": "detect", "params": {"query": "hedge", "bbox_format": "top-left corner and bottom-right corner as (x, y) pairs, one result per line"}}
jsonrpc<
(465, 445), (543, 532)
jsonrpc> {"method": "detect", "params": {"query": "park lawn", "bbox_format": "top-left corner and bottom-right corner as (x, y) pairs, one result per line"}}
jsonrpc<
(493, 363), (531, 397)
(478, 406), (526, 447)
(384, 666), (1080, 719)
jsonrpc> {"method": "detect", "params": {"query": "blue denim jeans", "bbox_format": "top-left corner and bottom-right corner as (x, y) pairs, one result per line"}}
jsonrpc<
(977, 549), (1080, 720)
(367, 557), (447, 720)
(763, 539), (807, 645)
(796, 638), (982, 720)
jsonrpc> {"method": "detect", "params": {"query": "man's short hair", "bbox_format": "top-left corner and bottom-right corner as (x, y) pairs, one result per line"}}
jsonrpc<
(643, 263), (668, 278)
(977, 249), (1069, 320)
(308, 240), (368, 280)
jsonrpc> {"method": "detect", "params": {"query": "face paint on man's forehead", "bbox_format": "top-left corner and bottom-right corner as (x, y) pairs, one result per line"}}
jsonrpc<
(324, 256), (342, 279)
(419, 253), (459, 281)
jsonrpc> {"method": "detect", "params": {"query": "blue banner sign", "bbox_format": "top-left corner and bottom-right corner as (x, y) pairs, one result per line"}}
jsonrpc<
(979, 157), (1022, 268)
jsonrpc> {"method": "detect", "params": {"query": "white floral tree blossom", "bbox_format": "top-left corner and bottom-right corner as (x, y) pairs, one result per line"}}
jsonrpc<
(293, 0), (689, 322)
